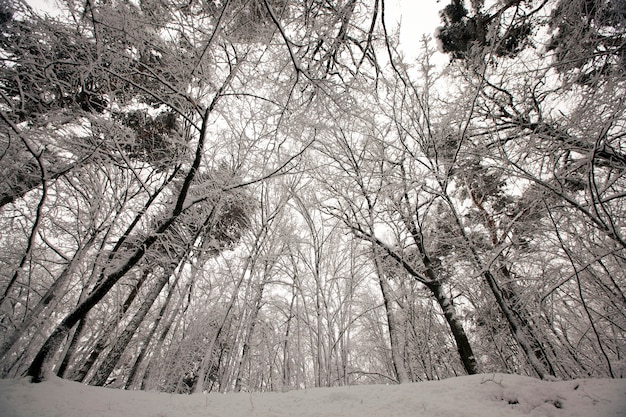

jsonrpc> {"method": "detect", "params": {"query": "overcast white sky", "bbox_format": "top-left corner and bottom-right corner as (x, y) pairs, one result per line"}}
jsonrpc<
(26, 0), (444, 65)
(27, 0), (444, 39)
(388, 0), (442, 43)
(386, 0), (444, 63)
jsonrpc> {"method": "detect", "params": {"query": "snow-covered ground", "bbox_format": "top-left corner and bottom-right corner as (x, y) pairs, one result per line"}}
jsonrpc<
(0, 373), (624, 417)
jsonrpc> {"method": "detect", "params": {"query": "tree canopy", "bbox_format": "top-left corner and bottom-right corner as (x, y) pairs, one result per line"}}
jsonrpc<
(0, 0), (624, 390)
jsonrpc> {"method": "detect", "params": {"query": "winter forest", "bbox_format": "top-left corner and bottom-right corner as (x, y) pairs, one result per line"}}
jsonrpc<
(0, 0), (624, 398)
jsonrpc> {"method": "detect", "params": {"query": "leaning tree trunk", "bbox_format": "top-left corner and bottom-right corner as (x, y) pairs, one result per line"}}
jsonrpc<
(56, 227), (128, 378)
(481, 269), (555, 379)
(89, 265), (173, 386)
(73, 268), (151, 382)
(24, 241), (160, 383)
(233, 279), (266, 392)
(55, 319), (86, 378)
(193, 269), (247, 394)
(467, 189), (558, 378)
(0, 250), (81, 365)
(425, 280), (479, 375)
(373, 247), (410, 383)
(399, 201), (480, 376)
(446, 194), (556, 379)
(141, 271), (194, 390)
(124, 267), (183, 389)
(24, 107), (212, 383)
(23, 204), (182, 383)
(497, 264), (558, 376)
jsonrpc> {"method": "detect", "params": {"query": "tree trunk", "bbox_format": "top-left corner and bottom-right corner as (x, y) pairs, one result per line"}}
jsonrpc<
(281, 286), (297, 389)
(56, 232), (122, 379)
(398, 200), (480, 376)
(481, 269), (554, 379)
(193, 279), (243, 393)
(425, 280), (479, 375)
(448, 196), (555, 378)
(73, 268), (151, 382)
(25, 107), (212, 383)
(25, 214), (180, 382)
(373, 247), (409, 383)
(141, 274), (194, 390)
(466, 189), (557, 378)
(124, 268), (182, 389)
(497, 264), (557, 377)
(0, 256), (77, 364)
(234, 280), (266, 392)
(89, 268), (172, 386)
(56, 319), (85, 378)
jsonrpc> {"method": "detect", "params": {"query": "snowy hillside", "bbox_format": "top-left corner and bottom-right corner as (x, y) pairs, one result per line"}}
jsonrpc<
(0, 374), (624, 417)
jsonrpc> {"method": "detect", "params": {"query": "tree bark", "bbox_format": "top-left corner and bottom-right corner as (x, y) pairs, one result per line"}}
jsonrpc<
(234, 279), (266, 391)
(425, 280), (479, 375)
(73, 268), (151, 382)
(25, 108), (213, 383)
(89, 267), (171, 386)
(0, 249), (82, 364)
(124, 268), (182, 389)
(193, 273), (244, 393)
(372, 247), (409, 383)
(141, 273), (194, 390)
(56, 319), (85, 378)
(398, 195), (480, 376)
(466, 188), (557, 378)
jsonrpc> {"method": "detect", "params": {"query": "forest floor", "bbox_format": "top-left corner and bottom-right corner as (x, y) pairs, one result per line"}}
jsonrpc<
(0, 373), (624, 417)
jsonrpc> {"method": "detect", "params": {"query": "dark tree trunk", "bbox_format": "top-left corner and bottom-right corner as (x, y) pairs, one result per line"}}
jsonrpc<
(481, 269), (555, 379)
(234, 279), (267, 392)
(498, 264), (557, 377)
(73, 268), (150, 382)
(124, 269), (183, 389)
(425, 281), (479, 375)
(89, 269), (172, 386)
(398, 200), (480, 376)
(373, 247), (409, 383)
(0, 261), (75, 363)
(56, 319), (85, 378)
(141, 277), (194, 390)
(466, 188), (557, 379)
(25, 108), (212, 383)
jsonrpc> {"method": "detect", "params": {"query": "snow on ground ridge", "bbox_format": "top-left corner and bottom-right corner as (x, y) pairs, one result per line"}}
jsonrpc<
(0, 373), (625, 417)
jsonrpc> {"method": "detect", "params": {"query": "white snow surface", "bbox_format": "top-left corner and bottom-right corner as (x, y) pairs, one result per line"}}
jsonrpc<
(0, 373), (624, 417)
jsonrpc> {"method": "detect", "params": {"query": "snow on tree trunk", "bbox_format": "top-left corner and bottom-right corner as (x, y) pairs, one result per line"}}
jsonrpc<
(373, 247), (410, 383)
(426, 281), (479, 375)
(89, 268), (172, 386)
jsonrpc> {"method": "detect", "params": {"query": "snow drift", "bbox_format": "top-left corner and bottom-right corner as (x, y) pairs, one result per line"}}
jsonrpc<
(0, 373), (624, 417)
